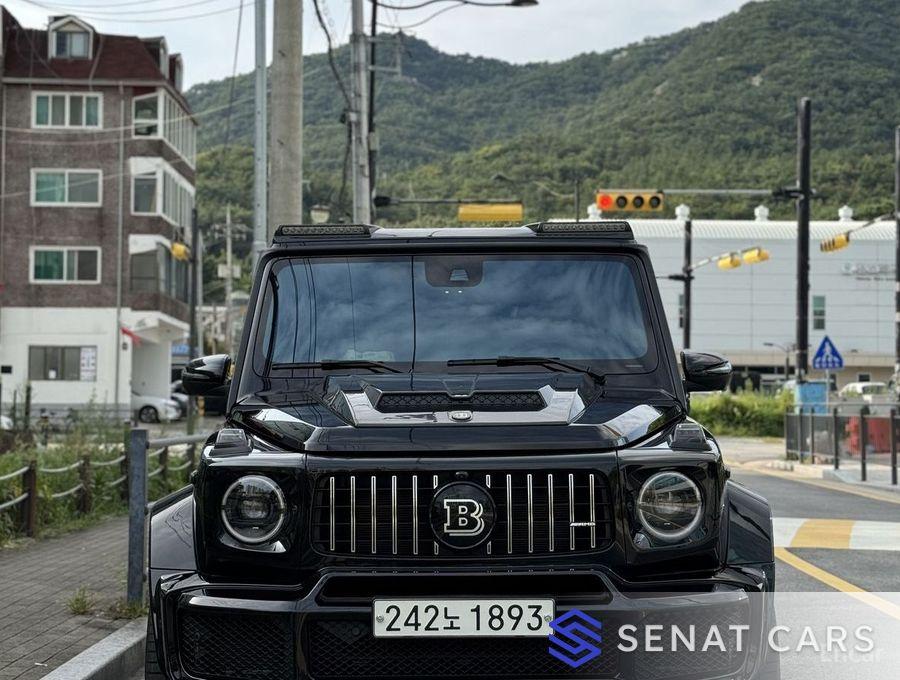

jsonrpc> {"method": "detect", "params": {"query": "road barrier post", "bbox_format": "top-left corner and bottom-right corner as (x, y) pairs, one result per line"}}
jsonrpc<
(891, 408), (898, 486)
(832, 407), (840, 470)
(21, 461), (37, 537)
(126, 428), (148, 605)
(808, 408), (816, 462)
(78, 455), (92, 514)
(859, 407), (869, 482)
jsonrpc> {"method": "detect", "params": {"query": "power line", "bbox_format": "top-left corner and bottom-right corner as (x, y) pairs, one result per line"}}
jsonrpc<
(377, 2), (465, 29)
(311, 0), (352, 109)
(12, 0), (252, 23)
(221, 0), (245, 150)
(376, 0), (515, 9)
(18, 0), (229, 16)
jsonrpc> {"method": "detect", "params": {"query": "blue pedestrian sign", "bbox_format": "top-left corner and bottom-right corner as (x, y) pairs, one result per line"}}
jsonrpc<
(812, 336), (843, 370)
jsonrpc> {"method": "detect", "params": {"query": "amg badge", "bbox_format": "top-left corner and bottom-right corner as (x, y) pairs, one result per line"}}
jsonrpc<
(430, 481), (495, 549)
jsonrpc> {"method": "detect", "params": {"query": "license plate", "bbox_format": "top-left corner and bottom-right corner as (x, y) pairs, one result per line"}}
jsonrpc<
(373, 599), (554, 637)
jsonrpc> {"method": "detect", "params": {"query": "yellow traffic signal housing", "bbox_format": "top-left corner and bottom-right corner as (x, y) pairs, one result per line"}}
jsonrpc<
(458, 203), (524, 222)
(171, 242), (191, 261)
(820, 232), (850, 253)
(742, 247), (770, 265)
(596, 190), (664, 213)
(717, 254), (742, 270)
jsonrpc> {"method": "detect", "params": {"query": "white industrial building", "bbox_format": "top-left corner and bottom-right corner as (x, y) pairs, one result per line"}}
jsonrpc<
(631, 206), (895, 390)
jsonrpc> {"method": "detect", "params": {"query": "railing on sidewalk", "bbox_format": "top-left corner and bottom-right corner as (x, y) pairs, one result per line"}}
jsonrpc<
(0, 430), (207, 539)
(785, 406), (899, 486)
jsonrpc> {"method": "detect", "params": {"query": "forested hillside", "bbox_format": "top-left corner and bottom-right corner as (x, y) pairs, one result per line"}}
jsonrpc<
(189, 0), (900, 260)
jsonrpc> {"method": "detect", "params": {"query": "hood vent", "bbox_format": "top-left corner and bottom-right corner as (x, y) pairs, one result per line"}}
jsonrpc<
(376, 391), (545, 413)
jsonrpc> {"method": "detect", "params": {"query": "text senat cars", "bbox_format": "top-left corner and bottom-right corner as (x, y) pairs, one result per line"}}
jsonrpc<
(146, 222), (779, 680)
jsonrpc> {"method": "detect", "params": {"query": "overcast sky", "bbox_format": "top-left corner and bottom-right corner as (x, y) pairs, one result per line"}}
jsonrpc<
(6, 0), (749, 88)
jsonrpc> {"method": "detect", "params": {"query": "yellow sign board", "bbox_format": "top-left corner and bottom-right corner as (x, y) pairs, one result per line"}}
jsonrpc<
(458, 203), (524, 222)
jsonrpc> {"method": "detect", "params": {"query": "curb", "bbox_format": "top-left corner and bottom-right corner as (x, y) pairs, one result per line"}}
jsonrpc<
(43, 619), (145, 680)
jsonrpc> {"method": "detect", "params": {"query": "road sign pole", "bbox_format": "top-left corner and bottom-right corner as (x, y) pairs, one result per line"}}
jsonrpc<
(795, 98), (812, 380)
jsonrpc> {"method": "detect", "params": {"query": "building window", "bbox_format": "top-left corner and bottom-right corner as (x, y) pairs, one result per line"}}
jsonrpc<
(32, 169), (101, 206)
(31, 247), (100, 283)
(28, 346), (96, 381)
(132, 173), (158, 213)
(33, 93), (101, 128)
(54, 30), (89, 58)
(133, 93), (159, 136)
(857, 373), (871, 383)
(812, 295), (826, 330)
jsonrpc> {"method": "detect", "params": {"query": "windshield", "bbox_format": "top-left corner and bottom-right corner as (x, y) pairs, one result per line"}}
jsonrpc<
(255, 253), (658, 375)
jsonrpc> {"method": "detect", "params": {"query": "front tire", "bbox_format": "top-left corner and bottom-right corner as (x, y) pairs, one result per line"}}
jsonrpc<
(145, 617), (165, 679)
(139, 406), (159, 423)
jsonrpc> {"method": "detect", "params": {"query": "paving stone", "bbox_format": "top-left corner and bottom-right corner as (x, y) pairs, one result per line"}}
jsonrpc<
(0, 517), (132, 678)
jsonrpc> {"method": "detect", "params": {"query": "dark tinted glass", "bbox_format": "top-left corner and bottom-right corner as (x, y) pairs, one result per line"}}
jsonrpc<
(261, 254), (654, 371)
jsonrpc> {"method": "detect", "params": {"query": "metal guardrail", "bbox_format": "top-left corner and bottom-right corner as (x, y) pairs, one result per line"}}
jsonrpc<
(785, 407), (899, 486)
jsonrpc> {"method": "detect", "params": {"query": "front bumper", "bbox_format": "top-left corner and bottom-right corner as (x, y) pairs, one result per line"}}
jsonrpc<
(153, 566), (775, 680)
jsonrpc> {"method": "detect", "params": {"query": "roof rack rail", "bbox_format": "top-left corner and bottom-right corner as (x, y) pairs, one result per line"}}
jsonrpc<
(527, 221), (634, 239)
(272, 224), (380, 243)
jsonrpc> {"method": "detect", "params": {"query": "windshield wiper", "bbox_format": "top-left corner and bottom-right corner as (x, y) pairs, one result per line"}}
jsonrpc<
(446, 356), (606, 385)
(270, 360), (402, 374)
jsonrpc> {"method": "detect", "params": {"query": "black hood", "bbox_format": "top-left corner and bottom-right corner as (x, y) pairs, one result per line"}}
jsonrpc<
(233, 372), (684, 453)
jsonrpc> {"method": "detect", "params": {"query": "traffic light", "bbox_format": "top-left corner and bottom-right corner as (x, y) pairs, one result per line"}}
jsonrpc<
(596, 190), (664, 213)
(820, 232), (850, 252)
(717, 254), (742, 270)
(741, 247), (770, 265)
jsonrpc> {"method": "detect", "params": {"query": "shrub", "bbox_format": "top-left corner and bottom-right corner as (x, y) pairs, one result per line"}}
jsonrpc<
(690, 391), (791, 437)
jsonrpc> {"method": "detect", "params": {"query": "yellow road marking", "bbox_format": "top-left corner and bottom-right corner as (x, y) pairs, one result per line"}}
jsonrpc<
(739, 466), (900, 506)
(789, 519), (855, 549)
(775, 548), (900, 622)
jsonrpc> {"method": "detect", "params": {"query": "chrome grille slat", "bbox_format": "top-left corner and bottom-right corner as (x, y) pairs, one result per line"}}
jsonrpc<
(547, 473), (554, 552)
(350, 475), (357, 553)
(412, 475), (419, 556)
(526, 473), (534, 554)
(568, 473), (575, 551)
(391, 475), (398, 556)
(313, 470), (612, 558)
(370, 476), (377, 555)
(329, 476), (335, 552)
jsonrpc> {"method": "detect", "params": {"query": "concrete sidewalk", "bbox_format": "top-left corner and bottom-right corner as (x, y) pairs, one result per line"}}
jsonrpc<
(0, 517), (132, 679)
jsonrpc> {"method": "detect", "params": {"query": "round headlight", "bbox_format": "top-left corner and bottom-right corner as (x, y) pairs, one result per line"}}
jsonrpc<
(221, 475), (286, 544)
(636, 471), (702, 542)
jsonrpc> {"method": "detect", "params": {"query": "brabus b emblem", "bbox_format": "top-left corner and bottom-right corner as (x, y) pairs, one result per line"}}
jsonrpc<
(430, 481), (495, 549)
(443, 498), (485, 535)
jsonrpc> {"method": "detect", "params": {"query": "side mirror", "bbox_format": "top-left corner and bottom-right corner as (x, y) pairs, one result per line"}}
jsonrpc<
(182, 354), (232, 396)
(682, 350), (732, 393)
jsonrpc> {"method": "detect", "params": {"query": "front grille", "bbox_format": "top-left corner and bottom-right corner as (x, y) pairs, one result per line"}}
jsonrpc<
(307, 619), (618, 679)
(178, 609), (295, 680)
(376, 391), (546, 413)
(632, 601), (750, 679)
(312, 471), (613, 557)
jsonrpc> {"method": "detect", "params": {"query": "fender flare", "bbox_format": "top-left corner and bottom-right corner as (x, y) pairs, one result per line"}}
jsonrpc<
(722, 478), (775, 569)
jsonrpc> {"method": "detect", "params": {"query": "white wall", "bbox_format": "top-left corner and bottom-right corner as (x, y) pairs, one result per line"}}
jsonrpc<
(0, 307), (131, 412)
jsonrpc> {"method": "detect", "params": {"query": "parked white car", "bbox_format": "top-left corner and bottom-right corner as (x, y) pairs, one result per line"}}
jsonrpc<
(838, 381), (890, 403)
(131, 392), (181, 423)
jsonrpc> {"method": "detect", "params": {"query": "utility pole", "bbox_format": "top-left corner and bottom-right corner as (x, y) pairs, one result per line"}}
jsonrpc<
(895, 125), (900, 381)
(795, 98), (812, 381)
(252, 0), (268, 263)
(270, 0), (303, 233)
(187, 207), (199, 436)
(224, 206), (234, 357)
(682, 211), (693, 350)
(350, 0), (372, 223)
(368, 0), (378, 202)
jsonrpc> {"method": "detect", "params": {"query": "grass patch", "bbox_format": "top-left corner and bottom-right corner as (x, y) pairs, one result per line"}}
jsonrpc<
(67, 587), (96, 616)
(107, 599), (148, 620)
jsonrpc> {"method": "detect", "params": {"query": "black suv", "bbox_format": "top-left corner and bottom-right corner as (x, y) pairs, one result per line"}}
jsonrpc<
(147, 222), (778, 680)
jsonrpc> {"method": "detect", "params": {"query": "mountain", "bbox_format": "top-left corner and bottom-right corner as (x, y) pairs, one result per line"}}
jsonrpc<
(187, 0), (900, 232)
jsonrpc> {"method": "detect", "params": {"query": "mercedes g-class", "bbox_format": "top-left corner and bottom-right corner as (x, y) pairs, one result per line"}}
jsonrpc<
(146, 221), (779, 679)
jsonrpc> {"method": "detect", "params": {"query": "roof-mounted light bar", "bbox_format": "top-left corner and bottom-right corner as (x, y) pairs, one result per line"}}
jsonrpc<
(273, 224), (379, 243)
(528, 221), (634, 239)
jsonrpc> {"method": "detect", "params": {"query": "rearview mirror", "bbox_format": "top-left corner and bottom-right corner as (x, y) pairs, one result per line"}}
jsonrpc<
(182, 354), (232, 396)
(682, 350), (732, 393)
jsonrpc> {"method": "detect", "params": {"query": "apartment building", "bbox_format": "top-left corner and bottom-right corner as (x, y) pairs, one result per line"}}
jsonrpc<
(0, 9), (197, 417)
